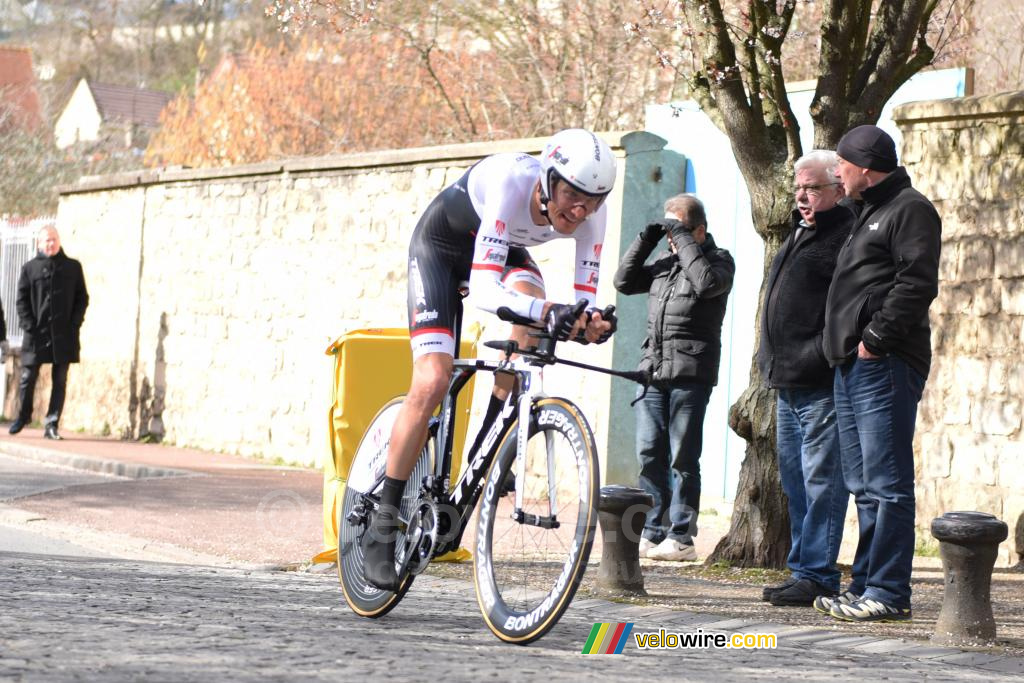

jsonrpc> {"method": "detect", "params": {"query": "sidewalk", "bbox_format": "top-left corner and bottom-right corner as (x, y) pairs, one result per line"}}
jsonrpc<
(1, 427), (1022, 676)
(0, 427), (324, 568)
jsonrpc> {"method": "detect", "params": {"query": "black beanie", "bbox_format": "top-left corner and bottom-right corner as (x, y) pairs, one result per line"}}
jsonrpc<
(837, 125), (898, 172)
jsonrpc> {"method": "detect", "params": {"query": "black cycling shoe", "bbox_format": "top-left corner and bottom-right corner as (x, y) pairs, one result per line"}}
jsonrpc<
(361, 507), (400, 592)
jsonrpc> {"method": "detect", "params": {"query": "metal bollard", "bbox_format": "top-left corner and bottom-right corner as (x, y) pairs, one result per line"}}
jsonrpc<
(596, 485), (653, 596)
(930, 511), (1008, 646)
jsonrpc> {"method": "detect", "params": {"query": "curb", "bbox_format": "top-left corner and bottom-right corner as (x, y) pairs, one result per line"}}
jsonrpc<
(0, 441), (196, 479)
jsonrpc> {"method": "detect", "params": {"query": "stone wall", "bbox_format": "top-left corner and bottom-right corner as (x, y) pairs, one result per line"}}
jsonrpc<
(895, 91), (1024, 566)
(53, 134), (679, 479)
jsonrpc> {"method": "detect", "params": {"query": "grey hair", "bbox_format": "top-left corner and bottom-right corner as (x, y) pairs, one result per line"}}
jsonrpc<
(36, 224), (59, 239)
(663, 193), (707, 228)
(794, 149), (839, 178)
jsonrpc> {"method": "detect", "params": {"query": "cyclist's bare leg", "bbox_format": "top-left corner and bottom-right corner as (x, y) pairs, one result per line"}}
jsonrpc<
(387, 352), (453, 479)
(363, 351), (452, 591)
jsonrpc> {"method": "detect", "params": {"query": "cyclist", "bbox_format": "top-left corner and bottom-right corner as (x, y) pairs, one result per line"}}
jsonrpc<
(364, 128), (619, 590)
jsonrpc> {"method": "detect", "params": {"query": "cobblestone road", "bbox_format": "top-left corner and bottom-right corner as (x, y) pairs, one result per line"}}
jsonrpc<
(2, 552), (1020, 682)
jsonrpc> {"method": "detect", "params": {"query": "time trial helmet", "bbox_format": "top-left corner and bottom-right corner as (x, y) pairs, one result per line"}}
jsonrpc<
(539, 129), (616, 204)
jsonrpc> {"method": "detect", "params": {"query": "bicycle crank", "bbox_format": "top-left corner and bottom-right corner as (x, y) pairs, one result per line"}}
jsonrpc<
(397, 499), (443, 576)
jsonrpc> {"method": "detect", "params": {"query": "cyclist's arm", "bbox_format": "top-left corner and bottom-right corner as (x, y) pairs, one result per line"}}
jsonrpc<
(571, 207), (607, 307)
(469, 193), (544, 321)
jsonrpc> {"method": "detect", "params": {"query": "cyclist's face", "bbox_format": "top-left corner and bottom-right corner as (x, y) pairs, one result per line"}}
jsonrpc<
(548, 180), (605, 234)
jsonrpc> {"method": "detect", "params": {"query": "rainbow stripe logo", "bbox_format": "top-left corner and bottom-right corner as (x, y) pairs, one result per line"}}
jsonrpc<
(582, 622), (634, 654)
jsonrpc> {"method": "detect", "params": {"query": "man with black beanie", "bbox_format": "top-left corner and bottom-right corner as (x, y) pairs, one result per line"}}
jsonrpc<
(821, 125), (941, 623)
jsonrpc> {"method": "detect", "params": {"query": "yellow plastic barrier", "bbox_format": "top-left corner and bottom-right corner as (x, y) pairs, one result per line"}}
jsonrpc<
(315, 326), (479, 565)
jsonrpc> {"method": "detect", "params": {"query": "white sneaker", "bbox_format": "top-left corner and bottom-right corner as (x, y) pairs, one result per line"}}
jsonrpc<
(647, 538), (698, 562)
(638, 537), (657, 557)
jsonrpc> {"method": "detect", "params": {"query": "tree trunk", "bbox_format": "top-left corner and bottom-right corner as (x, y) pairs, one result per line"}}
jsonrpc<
(707, 215), (791, 570)
(707, 376), (789, 568)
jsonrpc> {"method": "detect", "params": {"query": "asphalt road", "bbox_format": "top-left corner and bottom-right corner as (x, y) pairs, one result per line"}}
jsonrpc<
(0, 453), (123, 557)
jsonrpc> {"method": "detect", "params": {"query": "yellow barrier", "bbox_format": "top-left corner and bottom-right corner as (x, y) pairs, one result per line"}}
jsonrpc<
(316, 326), (479, 564)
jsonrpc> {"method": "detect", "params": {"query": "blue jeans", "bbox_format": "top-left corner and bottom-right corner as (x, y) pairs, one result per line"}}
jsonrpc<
(777, 387), (847, 591)
(834, 355), (925, 608)
(635, 382), (712, 544)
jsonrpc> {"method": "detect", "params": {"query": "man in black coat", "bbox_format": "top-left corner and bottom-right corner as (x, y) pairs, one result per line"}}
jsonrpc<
(823, 125), (941, 623)
(757, 150), (855, 608)
(9, 225), (89, 440)
(614, 194), (735, 562)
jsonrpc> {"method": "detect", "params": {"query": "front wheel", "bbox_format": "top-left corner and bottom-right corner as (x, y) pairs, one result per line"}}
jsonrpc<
(339, 397), (432, 617)
(474, 397), (599, 644)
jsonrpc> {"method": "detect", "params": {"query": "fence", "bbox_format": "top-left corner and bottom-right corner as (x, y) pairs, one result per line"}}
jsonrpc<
(0, 215), (51, 347)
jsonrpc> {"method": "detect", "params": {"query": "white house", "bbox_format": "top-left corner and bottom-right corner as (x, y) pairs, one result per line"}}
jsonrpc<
(53, 78), (172, 150)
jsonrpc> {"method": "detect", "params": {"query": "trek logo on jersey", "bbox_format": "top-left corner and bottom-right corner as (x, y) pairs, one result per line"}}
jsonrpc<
(495, 219), (507, 236)
(593, 243), (603, 259)
(409, 257), (427, 309)
(581, 259), (599, 269)
(481, 235), (507, 246)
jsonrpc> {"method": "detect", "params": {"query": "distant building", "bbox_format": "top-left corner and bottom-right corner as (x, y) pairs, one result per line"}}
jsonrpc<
(53, 78), (172, 151)
(0, 45), (41, 131)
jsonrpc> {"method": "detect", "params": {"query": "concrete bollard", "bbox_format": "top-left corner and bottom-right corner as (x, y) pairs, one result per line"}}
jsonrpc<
(596, 485), (653, 596)
(930, 511), (1008, 646)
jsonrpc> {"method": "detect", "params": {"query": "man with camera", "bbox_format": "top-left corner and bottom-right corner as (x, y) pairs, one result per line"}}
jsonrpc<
(613, 193), (735, 561)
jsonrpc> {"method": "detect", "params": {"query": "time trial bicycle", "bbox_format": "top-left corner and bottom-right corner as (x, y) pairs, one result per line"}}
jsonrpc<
(338, 300), (646, 644)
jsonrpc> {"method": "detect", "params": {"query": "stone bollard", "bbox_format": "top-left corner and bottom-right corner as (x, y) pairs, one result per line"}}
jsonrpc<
(596, 485), (653, 596)
(930, 511), (1008, 646)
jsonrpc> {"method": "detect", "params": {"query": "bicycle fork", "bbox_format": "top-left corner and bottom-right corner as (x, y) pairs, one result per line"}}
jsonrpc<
(511, 369), (559, 530)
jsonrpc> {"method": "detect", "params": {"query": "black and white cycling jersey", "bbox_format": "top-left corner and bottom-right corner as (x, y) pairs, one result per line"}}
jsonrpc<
(407, 152), (606, 359)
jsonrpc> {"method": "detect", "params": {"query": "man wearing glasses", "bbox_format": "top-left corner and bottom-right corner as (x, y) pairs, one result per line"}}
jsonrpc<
(758, 150), (855, 607)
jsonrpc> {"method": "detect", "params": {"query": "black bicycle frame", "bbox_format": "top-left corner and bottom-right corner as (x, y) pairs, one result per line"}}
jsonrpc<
(427, 357), (524, 550)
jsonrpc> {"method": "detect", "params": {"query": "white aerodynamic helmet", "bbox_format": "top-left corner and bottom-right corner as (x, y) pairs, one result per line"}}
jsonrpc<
(539, 128), (616, 202)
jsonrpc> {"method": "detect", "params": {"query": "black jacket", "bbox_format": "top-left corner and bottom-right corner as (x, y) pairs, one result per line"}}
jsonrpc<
(17, 249), (89, 366)
(614, 229), (735, 386)
(758, 203), (855, 389)
(823, 167), (941, 378)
